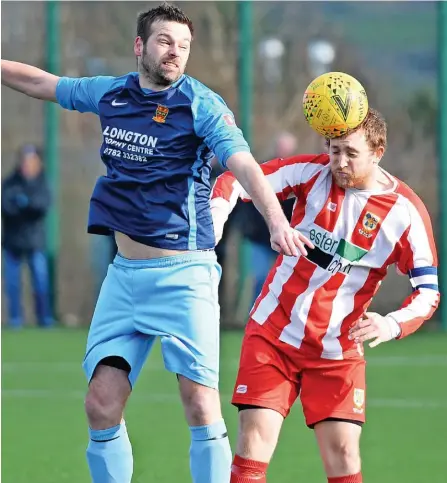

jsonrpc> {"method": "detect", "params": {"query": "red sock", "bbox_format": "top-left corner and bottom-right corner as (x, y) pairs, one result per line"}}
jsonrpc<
(230, 454), (268, 482)
(328, 473), (363, 483)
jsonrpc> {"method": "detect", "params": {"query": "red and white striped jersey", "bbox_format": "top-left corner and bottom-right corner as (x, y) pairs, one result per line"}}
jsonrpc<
(210, 154), (440, 359)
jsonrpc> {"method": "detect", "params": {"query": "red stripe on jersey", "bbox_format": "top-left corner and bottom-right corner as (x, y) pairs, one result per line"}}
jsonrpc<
(299, 271), (346, 356)
(395, 179), (438, 265)
(313, 179), (346, 232)
(349, 194), (398, 251)
(276, 185), (295, 202)
(210, 172), (236, 202)
(263, 256), (318, 335)
(395, 226), (412, 273)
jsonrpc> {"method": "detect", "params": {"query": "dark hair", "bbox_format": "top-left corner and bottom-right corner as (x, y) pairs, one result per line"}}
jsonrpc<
(18, 144), (43, 161)
(326, 107), (388, 152)
(137, 2), (194, 43)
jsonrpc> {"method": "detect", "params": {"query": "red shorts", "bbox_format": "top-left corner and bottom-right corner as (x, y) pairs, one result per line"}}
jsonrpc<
(231, 320), (366, 428)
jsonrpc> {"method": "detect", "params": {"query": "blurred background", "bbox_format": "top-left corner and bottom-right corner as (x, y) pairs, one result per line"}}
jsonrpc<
(1, 2), (447, 483)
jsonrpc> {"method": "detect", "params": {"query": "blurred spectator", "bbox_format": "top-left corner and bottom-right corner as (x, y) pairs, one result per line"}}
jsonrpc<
(2, 145), (54, 328)
(240, 132), (298, 307)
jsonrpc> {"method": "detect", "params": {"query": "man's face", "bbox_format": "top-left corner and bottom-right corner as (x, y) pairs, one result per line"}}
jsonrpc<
(20, 153), (42, 180)
(329, 129), (383, 189)
(135, 20), (191, 87)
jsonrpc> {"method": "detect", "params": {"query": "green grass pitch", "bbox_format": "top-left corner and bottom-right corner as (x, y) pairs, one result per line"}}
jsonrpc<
(2, 328), (447, 482)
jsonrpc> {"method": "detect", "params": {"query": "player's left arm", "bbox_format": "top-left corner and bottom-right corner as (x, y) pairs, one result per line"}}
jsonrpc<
(350, 194), (440, 347)
(192, 90), (312, 255)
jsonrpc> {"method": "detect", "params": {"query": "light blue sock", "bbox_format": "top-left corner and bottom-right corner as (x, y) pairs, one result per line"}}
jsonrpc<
(190, 419), (232, 483)
(86, 422), (133, 483)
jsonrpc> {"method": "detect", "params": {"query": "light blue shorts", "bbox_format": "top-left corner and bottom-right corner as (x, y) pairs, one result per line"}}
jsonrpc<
(82, 251), (221, 389)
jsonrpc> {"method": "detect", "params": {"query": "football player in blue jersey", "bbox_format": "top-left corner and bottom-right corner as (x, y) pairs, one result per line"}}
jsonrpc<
(2, 3), (311, 483)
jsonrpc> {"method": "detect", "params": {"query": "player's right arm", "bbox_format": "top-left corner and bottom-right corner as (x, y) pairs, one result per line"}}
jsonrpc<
(1, 60), (115, 114)
(1, 60), (60, 101)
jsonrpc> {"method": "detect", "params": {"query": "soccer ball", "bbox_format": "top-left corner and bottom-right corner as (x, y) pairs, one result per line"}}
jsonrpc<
(302, 72), (368, 138)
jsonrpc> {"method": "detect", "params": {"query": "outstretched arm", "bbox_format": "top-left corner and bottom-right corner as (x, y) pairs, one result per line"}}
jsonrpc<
(1, 60), (60, 101)
(2, 60), (117, 114)
(349, 194), (440, 347)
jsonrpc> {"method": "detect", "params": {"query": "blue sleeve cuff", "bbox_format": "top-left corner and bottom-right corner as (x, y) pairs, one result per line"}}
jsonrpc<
(55, 77), (75, 110)
(216, 144), (251, 168)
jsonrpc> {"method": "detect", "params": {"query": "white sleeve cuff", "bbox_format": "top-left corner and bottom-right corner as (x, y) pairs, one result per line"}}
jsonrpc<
(385, 315), (402, 339)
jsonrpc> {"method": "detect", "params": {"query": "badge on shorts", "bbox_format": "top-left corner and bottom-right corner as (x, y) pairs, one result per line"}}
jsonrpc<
(353, 388), (365, 409)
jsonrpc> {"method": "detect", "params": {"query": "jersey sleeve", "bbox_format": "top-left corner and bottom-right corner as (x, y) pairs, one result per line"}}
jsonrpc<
(191, 91), (250, 168)
(210, 154), (327, 242)
(55, 76), (116, 114)
(386, 194), (440, 338)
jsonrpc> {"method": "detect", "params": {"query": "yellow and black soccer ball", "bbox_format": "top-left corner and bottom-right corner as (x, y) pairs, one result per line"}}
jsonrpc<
(303, 72), (368, 138)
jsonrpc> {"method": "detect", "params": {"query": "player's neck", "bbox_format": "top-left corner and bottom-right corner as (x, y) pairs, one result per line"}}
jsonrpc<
(353, 166), (394, 192)
(138, 72), (173, 92)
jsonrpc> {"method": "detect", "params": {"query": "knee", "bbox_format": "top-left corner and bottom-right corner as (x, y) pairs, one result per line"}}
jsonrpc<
(323, 440), (361, 476)
(84, 366), (130, 429)
(179, 377), (222, 426)
(236, 409), (282, 463)
(84, 387), (122, 429)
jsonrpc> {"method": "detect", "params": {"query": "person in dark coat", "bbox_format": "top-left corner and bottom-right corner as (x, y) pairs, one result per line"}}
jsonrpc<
(2, 144), (54, 328)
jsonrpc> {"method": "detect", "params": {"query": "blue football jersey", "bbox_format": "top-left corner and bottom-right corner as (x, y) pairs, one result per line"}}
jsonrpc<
(56, 72), (250, 250)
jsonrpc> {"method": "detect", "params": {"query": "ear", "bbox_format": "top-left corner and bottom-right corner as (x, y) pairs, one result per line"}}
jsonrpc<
(134, 36), (144, 57)
(374, 146), (385, 164)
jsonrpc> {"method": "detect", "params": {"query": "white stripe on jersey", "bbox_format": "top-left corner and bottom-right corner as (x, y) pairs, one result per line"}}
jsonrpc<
(405, 200), (435, 267)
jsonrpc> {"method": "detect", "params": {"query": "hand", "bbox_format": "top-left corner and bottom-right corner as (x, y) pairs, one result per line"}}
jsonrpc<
(270, 219), (314, 257)
(349, 312), (401, 348)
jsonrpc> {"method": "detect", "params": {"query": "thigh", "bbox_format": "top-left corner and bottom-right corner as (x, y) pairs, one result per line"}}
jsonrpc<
(231, 321), (300, 418)
(27, 251), (49, 288)
(134, 252), (222, 389)
(83, 262), (154, 388)
(300, 357), (366, 428)
(3, 250), (22, 288)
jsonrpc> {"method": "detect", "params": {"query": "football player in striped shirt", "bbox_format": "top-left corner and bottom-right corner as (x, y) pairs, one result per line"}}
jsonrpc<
(211, 108), (440, 483)
(1, 4), (311, 483)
